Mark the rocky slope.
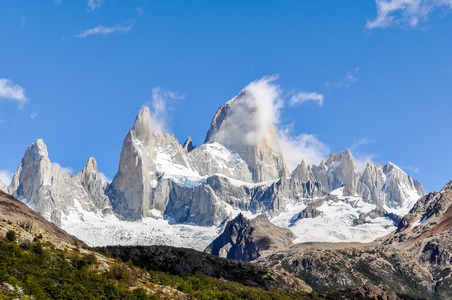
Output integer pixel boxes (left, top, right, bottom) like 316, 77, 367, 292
0, 190, 84, 246
248, 181, 452, 299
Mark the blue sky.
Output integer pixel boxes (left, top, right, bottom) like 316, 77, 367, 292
1, 0, 452, 193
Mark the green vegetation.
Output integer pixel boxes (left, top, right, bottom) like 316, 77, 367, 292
0, 235, 327, 300
0, 238, 156, 299
0, 233, 420, 300
5, 230, 16, 242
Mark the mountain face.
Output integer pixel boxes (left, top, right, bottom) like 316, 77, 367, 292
292, 150, 424, 207
8, 139, 111, 226
108, 106, 193, 220
204, 90, 290, 182
205, 213, 295, 261
4, 85, 424, 249
248, 180, 452, 299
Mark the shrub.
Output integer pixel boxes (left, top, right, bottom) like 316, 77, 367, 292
6, 230, 17, 242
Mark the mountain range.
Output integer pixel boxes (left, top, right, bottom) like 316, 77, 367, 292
1, 84, 424, 250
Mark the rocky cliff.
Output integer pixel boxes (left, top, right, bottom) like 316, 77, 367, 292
8, 140, 111, 226
205, 213, 295, 261
292, 150, 424, 207
204, 89, 289, 182
3, 87, 425, 249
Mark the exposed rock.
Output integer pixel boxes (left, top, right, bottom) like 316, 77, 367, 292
257, 242, 433, 299
0, 180, 7, 193
98, 244, 312, 293
352, 206, 393, 227
9, 139, 109, 226
291, 160, 316, 183
256, 181, 452, 299
76, 157, 111, 215
205, 213, 295, 261
183, 136, 195, 152
189, 143, 253, 182
204, 90, 289, 182
294, 150, 424, 207
108, 107, 192, 220
0, 190, 85, 245
295, 204, 322, 220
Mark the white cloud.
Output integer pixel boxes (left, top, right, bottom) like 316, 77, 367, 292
87, 0, 103, 12
74, 21, 134, 38
335, 68, 359, 88
99, 172, 111, 184
353, 153, 376, 173
399, 164, 420, 174
367, 0, 452, 29
30, 112, 37, 120
348, 138, 376, 172
146, 87, 184, 133
290, 91, 324, 106
350, 138, 372, 151
0, 78, 28, 108
53, 163, 73, 175
277, 129, 331, 171
209, 75, 283, 147
0, 170, 13, 186
208, 76, 330, 169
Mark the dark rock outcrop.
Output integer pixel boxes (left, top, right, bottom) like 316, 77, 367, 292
204, 213, 295, 261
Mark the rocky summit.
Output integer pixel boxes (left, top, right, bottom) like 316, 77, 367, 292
4, 86, 424, 251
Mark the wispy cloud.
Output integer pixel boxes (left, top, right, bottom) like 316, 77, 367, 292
367, 0, 452, 29
74, 21, 134, 38
278, 128, 331, 170
87, 0, 103, 12
30, 112, 38, 120
99, 172, 111, 184
53, 163, 74, 175
145, 87, 184, 133
0, 170, 13, 186
289, 91, 324, 106
350, 138, 372, 151
335, 68, 359, 88
0, 78, 28, 108
400, 165, 420, 174
349, 138, 376, 172
20, 17, 25, 29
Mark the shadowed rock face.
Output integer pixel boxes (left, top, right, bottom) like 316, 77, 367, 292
97, 244, 312, 293
205, 213, 295, 261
